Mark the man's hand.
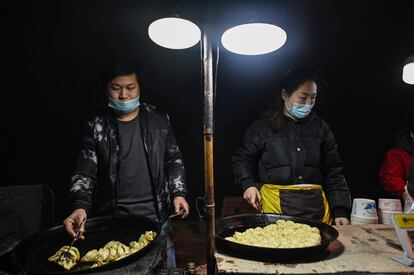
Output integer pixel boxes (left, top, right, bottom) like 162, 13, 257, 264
243, 187, 261, 210
334, 217, 350, 225
63, 208, 87, 239
173, 196, 190, 218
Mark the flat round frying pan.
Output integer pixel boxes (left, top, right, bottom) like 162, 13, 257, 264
11, 215, 160, 274
216, 214, 338, 261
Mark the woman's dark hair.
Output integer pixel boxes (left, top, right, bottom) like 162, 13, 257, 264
264, 68, 325, 131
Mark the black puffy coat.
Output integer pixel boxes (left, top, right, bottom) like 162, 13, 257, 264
232, 114, 351, 218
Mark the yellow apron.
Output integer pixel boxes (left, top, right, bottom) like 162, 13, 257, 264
260, 184, 333, 224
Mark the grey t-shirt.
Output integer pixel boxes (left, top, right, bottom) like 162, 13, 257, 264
115, 115, 157, 220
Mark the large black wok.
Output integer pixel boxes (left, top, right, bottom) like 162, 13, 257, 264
216, 214, 339, 262
11, 215, 160, 274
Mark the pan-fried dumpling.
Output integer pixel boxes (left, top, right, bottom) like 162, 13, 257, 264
48, 246, 80, 270
80, 249, 98, 263
79, 230, 158, 269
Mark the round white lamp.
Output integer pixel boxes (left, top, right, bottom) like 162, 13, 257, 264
403, 54, 414, 85
148, 17, 201, 49
221, 23, 287, 55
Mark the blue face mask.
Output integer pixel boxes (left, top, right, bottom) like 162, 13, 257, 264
108, 97, 140, 114
285, 97, 313, 119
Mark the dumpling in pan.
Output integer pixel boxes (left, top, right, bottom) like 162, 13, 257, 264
48, 246, 80, 270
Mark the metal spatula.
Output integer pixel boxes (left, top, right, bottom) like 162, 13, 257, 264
256, 201, 269, 226
169, 208, 186, 219
60, 217, 86, 261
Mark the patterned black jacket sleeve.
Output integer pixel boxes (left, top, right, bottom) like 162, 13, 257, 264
164, 114, 187, 199
69, 120, 97, 215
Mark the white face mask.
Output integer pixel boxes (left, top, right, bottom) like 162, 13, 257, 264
108, 97, 140, 114
285, 97, 313, 119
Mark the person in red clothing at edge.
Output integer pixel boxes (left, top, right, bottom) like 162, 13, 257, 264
379, 119, 414, 199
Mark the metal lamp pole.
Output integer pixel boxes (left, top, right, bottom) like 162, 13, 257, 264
148, 7, 286, 274
202, 24, 217, 275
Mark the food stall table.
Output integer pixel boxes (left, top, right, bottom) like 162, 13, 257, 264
216, 224, 414, 274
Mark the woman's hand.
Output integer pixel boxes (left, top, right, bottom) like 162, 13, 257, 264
334, 217, 350, 225
243, 187, 261, 210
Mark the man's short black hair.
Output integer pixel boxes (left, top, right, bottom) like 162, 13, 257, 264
102, 58, 142, 85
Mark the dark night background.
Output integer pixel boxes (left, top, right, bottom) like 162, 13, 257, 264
3, 0, 414, 223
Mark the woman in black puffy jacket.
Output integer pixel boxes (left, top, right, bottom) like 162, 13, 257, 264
232, 69, 351, 225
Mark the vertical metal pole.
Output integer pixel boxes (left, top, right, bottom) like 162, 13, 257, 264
202, 25, 217, 275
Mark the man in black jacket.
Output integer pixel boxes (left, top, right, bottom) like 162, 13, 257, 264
63, 60, 189, 267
